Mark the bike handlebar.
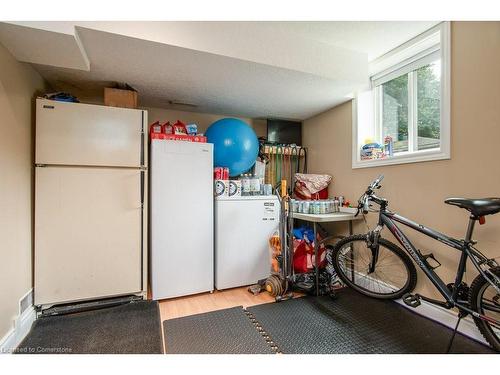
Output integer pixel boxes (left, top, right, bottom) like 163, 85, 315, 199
356, 175, 386, 215
367, 174, 384, 193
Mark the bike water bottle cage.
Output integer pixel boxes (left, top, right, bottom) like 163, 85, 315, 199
422, 253, 442, 270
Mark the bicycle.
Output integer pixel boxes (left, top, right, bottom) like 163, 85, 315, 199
330, 175, 500, 351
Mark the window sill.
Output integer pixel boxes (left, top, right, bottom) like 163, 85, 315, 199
352, 149, 450, 169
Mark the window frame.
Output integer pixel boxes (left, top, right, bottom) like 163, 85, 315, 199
352, 22, 450, 169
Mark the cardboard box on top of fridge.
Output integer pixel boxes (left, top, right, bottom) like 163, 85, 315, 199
104, 85, 138, 109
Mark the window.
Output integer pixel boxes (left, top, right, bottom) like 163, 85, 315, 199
379, 72, 409, 154
353, 22, 450, 168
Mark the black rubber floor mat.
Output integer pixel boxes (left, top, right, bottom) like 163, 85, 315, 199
248, 289, 495, 354
163, 307, 275, 354
17, 300, 163, 354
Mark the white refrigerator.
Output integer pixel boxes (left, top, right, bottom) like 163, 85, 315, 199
34, 99, 147, 308
150, 139, 214, 300
215, 195, 280, 290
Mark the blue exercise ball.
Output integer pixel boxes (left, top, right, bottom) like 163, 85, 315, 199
205, 118, 259, 177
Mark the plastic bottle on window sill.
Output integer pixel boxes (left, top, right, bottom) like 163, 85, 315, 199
384, 136, 394, 157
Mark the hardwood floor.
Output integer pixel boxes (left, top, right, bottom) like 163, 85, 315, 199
158, 286, 276, 322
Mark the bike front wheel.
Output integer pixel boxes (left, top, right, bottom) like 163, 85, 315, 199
331, 234, 417, 299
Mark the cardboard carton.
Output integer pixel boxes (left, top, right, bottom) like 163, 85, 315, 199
104, 87, 138, 109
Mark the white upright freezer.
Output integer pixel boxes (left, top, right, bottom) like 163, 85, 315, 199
34, 99, 147, 308
150, 139, 214, 300
215, 195, 280, 290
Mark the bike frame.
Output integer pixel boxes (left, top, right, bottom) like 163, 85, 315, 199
375, 206, 500, 325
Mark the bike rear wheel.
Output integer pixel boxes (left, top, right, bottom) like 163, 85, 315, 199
331, 234, 417, 299
469, 266, 500, 352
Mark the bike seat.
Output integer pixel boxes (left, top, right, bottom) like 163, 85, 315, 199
444, 197, 500, 217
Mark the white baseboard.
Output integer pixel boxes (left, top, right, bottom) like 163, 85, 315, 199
0, 306, 36, 354
396, 298, 488, 346
0, 289, 37, 354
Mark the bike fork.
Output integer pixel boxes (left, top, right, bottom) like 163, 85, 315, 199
367, 226, 383, 273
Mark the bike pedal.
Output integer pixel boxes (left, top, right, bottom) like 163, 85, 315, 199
402, 293, 421, 308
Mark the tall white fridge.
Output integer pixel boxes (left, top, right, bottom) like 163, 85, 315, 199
34, 99, 147, 308
150, 139, 214, 300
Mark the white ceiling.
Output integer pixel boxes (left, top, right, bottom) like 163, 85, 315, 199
32, 27, 364, 119
253, 22, 439, 61
0, 22, 89, 70
0, 21, 439, 120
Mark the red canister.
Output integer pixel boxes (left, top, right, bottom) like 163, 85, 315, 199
150, 121, 162, 135
214, 167, 223, 180
162, 121, 173, 134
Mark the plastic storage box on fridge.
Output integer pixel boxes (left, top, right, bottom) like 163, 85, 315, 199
150, 139, 214, 300
215, 195, 280, 290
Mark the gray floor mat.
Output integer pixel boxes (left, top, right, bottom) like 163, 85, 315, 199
17, 300, 163, 354
163, 306, 275, 354
248, 289, 495, 354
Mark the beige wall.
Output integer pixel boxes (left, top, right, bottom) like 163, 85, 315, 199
303, 22, 500, 298
146, 107, 267, 137
0, 43, 47, 339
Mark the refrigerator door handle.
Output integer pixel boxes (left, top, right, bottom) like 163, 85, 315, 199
140, 169, 145, 290
140, 170, 145, 206
140, 111, 145, 167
